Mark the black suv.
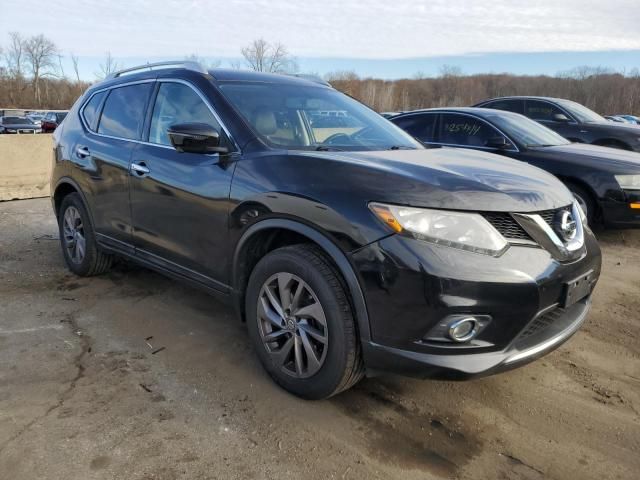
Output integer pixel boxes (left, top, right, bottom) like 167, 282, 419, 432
474, 96, 640, 151
51, 62, 601, 399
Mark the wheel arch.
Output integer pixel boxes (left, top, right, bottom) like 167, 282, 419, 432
556, 175, 601, 220
53, 178, 89, 217
232, 218, 371, 343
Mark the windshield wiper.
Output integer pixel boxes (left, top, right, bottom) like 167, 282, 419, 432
388, 145, 416, 150
314, 145, 345, 151
526, 144, 556, 148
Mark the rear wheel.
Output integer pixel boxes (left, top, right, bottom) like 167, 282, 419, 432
245, 244, 364, 399
58, 193, 113, 276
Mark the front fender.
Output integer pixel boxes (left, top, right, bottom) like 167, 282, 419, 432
231, 218, 372, 344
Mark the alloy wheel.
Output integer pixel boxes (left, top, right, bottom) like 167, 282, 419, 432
257, 272, 329, 378
62, 206, 86, 264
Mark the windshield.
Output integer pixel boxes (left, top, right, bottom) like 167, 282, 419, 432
485, 111, 571, 147
556, 100, 606, 123
3, 117, 34, 125
218, 82, 421, 151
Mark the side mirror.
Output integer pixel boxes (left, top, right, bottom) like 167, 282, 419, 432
485, 136, 510, 150
553, 113, 570, 122
167, 123, 228, 154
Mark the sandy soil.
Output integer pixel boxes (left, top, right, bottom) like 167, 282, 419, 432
0, 198, 638, 480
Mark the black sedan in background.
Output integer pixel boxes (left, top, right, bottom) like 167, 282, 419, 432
0, 116, 43, 134
473, 96, 640, 152
391, 107, 640, 228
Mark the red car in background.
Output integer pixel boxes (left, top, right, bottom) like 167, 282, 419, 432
41, 111, 68, 133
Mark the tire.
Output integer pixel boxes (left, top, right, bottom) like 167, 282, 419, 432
565, 183, 595, 224
245, 244, 364, 399
58, 193, 112, 276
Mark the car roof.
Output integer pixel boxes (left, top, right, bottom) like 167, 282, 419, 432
92, 65, 330, 92
475, 96, 572, 104
393, 107, 523, 119
209, 68, 330, 86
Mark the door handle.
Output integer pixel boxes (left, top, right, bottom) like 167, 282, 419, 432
76, 146, 90, 158
131, 161, 150, 176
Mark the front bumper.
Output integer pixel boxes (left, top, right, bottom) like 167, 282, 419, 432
350, 230, 601, 379
362, 297, 590, 379
601, 190, 640, 228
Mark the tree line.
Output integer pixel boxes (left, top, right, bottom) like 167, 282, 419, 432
327, 66, 640, 115
1, 32, 639, 116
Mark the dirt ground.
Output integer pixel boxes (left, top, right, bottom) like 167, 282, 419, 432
0, 198, 638, 480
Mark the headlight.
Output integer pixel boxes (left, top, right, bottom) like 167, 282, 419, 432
615, 174, 640, 190
574, 200, 588, 224
369, 202, 509, 256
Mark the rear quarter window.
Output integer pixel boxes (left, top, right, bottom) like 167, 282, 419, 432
82, 91, 106, 131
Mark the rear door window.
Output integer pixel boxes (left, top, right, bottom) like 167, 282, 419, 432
98, 83, 152, 140
439, 113, 502, 147
393, 114, 437, 142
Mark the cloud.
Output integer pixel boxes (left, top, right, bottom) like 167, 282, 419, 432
1, 0, 639, 59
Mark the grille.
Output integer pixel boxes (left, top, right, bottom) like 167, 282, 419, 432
519, 307, 565, 339
484, 206, 573, 243
482, 212, 531, 240
538, 209, 557, 228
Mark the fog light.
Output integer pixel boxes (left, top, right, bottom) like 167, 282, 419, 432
422, 314, 491, 344
448, 317, 478, 342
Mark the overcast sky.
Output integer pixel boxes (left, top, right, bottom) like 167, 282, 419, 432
2, 0, 640, 77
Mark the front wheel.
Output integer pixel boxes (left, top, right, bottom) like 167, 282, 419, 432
245, 244, 364, 399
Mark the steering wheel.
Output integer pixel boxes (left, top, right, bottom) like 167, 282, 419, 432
322, 133, 352, 145
350, 126, 375, 141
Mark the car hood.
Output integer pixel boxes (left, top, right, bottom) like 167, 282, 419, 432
299, 147, 573, 212
533, 143, 640, 174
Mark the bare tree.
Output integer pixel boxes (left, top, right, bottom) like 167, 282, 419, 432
70, 53, 81, 83
240, 38, 297, 73
5, 32, 26, 77
24, 34, 59, 105
57, 54, 66, 79
184, 54, 221, 69
96, 51, 120, 79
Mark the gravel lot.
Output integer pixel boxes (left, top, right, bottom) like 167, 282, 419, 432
1, 198, 639, 480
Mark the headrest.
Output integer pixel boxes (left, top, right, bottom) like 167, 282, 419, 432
253, 107, 277, 136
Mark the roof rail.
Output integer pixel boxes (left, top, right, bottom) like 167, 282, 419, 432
288, 73, 332, 87
106, 61, 209, 80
